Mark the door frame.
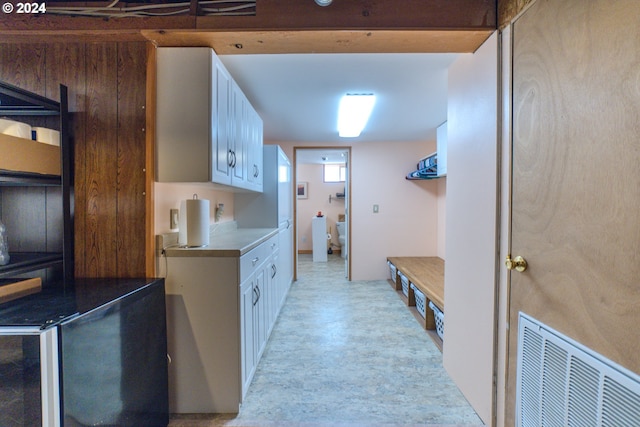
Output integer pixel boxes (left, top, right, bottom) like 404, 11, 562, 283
292, 146, 352, 282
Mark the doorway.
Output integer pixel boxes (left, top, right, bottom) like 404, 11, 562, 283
293, 146, 351, 282
505, 0, 640, 424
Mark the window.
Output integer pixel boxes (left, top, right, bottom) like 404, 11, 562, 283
323, 164, 346, 183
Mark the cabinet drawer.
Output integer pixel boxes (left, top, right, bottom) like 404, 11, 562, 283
240, 242, 269, 280
266, 234, 278, 256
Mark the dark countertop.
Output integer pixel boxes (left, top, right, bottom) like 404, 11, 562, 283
0, 277, 163, 328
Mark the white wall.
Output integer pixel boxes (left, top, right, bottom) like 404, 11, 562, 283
442, 31, 499, 424
436, 178, 447, 259
276, 140, 443, 281
154, 182, 235, 235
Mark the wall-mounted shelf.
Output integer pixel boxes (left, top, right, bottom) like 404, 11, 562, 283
329, 193, 345, 203
406, 152, 440, 180
406, 171, 440, 180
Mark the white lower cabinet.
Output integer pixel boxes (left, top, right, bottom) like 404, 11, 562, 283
239, 235, 275, 398
165, 232, 289, 414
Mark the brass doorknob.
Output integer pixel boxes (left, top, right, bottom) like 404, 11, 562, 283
505, 255, 528, 272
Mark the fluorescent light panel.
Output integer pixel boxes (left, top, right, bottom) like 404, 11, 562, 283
338, 94, 376, 138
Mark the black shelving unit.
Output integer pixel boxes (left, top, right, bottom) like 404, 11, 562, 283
0, 81, 74, 284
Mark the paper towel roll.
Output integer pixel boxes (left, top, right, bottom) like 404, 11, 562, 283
0, 118, 31, 139
185, 197, 210, 247
32, 127, 61, 146
178, 200, 188, 246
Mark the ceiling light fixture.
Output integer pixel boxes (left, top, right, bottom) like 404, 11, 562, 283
314, 0, 332, 6
338, 94, 376, 138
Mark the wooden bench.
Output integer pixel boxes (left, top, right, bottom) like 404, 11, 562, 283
387, 257, 444, 347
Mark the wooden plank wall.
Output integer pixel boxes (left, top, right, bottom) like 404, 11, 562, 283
0, 42, 151, 279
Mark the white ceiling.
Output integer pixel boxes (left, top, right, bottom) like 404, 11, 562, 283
218, 53, 459, 146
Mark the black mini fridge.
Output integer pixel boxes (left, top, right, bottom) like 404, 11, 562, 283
0, 278, 169, 427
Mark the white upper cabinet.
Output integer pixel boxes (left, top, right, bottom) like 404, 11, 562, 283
437, 121, 447, 177
156, 48, 211, 183
231, 81, 263, 192
156, 47, 263, 192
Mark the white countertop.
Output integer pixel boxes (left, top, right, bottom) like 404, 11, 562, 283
159, 226, 278, 258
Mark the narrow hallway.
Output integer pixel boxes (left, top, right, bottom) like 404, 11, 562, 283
170, 254, 483, 426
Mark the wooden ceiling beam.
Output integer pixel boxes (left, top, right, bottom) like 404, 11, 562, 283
142, 29, 494, 54
0, 0, 496, 53
196, 0, 496, 31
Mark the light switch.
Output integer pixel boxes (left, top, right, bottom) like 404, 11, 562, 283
373, 204, 379, 213
170, 209, 179, 229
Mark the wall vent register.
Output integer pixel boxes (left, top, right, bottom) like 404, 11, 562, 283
516, 313, 640, 427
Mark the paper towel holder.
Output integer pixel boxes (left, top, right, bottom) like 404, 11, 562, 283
179, 194, 210, 248
215, 203, 225, 222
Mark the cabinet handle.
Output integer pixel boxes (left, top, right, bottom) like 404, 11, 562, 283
271, 243, 276, 249
253, 164, 259, 178
252, 257, 259, 266
271, 264, 277, 279
253, 286, 259, 306
228, 149, 233, 167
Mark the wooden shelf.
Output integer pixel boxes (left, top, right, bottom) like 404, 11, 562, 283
0, 277, 42, 304
0, 134, 60, 177
0, 252, 63, 278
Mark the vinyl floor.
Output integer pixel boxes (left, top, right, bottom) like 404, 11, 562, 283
169, 254, 484, 427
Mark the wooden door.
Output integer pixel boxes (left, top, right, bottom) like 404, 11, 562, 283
506, 0, 640, 423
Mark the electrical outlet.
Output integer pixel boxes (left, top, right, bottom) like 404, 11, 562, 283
373, 204, 379, 213
170, 209, 179, 229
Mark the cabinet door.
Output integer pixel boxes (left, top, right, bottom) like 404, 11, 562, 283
211, 56, 232, 185
240, 278, 255, 396
278, 226, 294, 306
277, 148, 292, 225
267, 256, 278, 331
231, 82, 247, 188
245, 106, 263, 192
253, 267, 267, 361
